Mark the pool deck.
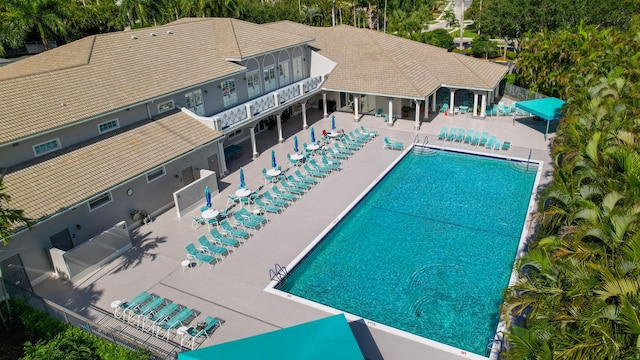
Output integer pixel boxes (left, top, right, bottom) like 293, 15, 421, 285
34, 104, 554, 359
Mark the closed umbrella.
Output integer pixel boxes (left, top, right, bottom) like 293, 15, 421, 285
271, 150, 277, 169
294, 136, 299, 153
204, 186, 212, 208
331, 115, 336, 130
239, 168, 245, 189
311, 128, 316, 144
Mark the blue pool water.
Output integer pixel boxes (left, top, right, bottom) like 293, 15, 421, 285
277, 148, 537, 355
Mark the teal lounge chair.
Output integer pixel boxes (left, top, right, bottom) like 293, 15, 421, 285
128, 295, 165, 326
181, 316, 222, 350
209, 229, 240, 248
334, 142, 354, 155
237, 208, 267, 224
232, 211, 261, 231
185, 242, 216, 268
463, 129, 474, 143
470, 131, 481, 145
262, 191, 290, 208
360, 125, 379, 137
254, 198, 282, 215
375, 108, 383, 117
485, 135, 496, 149
340, 138, 360, 151
454, 128, 465, 142
220, 219, 250, 239
294, 170, 318, 185
141, 302, 179, 332
279, 180, 306, 195
308, 159, 332, 174
303, 163, 326, 178
327, 147, 349, 159
437, 126, 448, 141
493, 139, 502, 150
321, 156, 341, 171
446, 127, 457, 141
197, 235, 228, 257
286, 175, 312, 190
502, 141, 512, 151
114, 291, 152, 320
383, 137, 404, 150
155, 307, 195, 339
478, 132, 489, 146
272, 186, 297, 201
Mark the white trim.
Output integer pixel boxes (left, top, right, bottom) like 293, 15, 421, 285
97, 118, 120, 134
157, 100, 175, 114
145, 166, 166, 183
32, 138, 61, 156
87, 192, 113, 212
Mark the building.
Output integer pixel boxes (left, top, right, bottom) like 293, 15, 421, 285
0, 18, 507, 290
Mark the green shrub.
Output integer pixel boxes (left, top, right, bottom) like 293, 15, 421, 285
505, 50, 517, 60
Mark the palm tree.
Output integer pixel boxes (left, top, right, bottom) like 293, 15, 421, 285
0, 0, 69, 51
0, 177, 34, 245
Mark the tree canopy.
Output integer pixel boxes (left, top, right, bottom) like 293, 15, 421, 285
0, 177, 33, 245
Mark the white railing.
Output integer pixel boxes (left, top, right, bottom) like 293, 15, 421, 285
211, 75, 324, 130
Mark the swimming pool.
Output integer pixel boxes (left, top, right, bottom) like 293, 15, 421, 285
273, 146, 539, 356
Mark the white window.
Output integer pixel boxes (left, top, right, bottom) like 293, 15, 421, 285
146, 166, 166, 183
157, 100, 175, 114
246, 71, 261, 99
278, 61, 290, 86
33, 138, 60, 156
87, 192, 112, 211
292, 56, 304, 81
263, 66, 276, 93
221, 80, 237, 107
185, 90, 204, 115
98, 119, 119, 134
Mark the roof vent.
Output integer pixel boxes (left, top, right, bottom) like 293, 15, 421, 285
167, 30, 173, 34
150, 32, 156, 37
131, 35, 137, 40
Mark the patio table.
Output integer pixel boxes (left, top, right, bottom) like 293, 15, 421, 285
266, 169, 281, 177
201, 209, 219, 220
235, 188, 252, 197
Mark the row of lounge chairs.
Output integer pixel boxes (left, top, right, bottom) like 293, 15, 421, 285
113, 291, 222, 348
287, 126, 378, 167
437, 126, 511, 151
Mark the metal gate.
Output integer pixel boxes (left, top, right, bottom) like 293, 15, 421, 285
1, 253, 33, 296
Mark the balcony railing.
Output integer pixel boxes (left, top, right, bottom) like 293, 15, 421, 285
211, 75, 324, 131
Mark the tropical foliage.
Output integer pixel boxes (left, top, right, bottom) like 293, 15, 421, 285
501, 19, 640, 359
0, 0, 438, 54
0, 177, 33, 245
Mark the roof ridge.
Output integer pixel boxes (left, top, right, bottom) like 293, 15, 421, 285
448, 53, 491, 88
365, 30, 424, 98
227, 18, 243, 59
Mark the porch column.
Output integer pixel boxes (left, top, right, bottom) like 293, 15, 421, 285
431, 93, 437, 112
276, 113, 284, 143
388, 98, 393, 123
414, 100, 421, 130
473, 93, 479, 116
322, 93, 328, 117
217, 141, 228, 176
449, 89, 456, 114
249, 126, 259, 159
480, 93, 487, 117
353, 96, 359, 121
301, 102, 308, 129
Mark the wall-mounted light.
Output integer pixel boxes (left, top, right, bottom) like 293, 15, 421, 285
76, 224, 82, 230
204, 89, 208, 94
175, 174, 179, 178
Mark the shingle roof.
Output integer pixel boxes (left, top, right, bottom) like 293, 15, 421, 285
0, 18, 314, 145
2, 112, 223, 221
265, 22, 508, 98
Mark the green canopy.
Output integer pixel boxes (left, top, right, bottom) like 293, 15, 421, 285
178, 314, 365, 360
514, 97, 566, 140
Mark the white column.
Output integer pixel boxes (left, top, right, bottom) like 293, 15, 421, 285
276, 114, 284, 143
388, 98, 393, 123
449, 89, 456, 114
480, 93, 487, 117
217, 141, 228, 176
414, 100, 421, 130
301, 102, 308, 129
353, 96, 359, 121
250, 126, 259, 159
322, 93, 328, 117
431, 93, 436, 112
473, 93, 479, 116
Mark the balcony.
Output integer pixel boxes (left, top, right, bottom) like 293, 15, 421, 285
210, 75, 325, 131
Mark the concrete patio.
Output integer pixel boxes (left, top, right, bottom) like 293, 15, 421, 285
33, 103, 555, 359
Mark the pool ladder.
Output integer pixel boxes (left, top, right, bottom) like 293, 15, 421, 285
412, 134, 429, 145
269, 263, 288, 284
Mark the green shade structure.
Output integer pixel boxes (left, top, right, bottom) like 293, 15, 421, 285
514, 97, 566, 140
178, 314, 364, 360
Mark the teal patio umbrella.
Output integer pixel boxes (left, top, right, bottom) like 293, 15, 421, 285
239, 168, 245, 189
204, 186, 211, 208
271, 150, 277, 169
311, 127, 316, 143
293, 136, 299, 153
